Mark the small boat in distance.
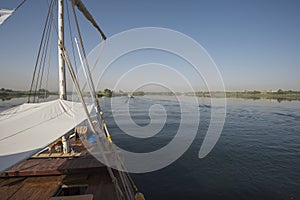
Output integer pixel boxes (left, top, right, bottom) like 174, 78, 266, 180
128, 93, 134, 99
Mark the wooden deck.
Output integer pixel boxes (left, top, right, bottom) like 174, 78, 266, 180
0, 137, 134, 200
0, 172, 118, 200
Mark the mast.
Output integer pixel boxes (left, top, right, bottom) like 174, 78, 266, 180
58, 0, 70, 153
58, 0, 67, 100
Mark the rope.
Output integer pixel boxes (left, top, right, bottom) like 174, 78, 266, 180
81, 40, 106, 92
97, 108, 142, 198
28, 0, 55, 103
60, 43, 125, 200
98, 111, 143, 198
71, 2, 98, 95
119, 170, 132, 200
71, 6, 129, 198
37, 2, 55, 102
91, 41, 106, 71
15, 0, 27, 11
72, 1, 100, 99
104, 124, 143, 197
68, 2, 142, 199
44, 1, 55, 99
71, 2, 111, 142
71, 7, 130, 199
66, 0, 78, 74
48, 0, 58, 36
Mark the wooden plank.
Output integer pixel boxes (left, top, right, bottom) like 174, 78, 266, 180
32, 152, 82, 158
49, 194, 93, 200
0, 169, 133, 200
0, 177, 26, 200
0, 176, 64, 200
10, 182, 59, 199
61, 174, 88, 187
85, 182, 116, 200
0, 157, 107, 177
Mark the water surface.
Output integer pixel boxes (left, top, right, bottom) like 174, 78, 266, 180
1, 96, 299, 200
102, 97, 300, 200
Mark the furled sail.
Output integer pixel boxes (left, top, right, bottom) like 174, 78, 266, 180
70, 0, 106, 40
0, 99, 90, 172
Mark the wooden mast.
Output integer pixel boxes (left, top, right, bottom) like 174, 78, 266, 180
58, 0, 70, 153
58, 0, 67, 100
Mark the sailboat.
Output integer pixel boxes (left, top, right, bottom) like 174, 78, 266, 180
0, 0, 144, 199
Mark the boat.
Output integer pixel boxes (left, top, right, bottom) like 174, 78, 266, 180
128, 94, 134, 99
0, 0, 144, 199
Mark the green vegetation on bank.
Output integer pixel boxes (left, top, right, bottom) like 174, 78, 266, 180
96, 90, 146, 97
132, 91, 145, 96
2, 88, 300, 102
0, 88, 30, 100
96, 89, 113, 98
0, 88, 58, 101
196, 89, 300, 101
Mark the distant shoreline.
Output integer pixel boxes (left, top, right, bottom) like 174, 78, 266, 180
1, 88, 300, 102
0, 88, 57, 101
195, 90, 300, 102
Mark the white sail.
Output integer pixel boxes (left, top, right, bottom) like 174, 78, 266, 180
0, 99, 90, 172
0, 9, 14, 25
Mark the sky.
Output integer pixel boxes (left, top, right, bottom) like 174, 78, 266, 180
0, 0, 300, 92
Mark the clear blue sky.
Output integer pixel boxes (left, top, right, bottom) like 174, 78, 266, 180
0, 0, 299, 91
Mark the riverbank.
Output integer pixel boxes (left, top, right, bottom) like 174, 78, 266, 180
0, 89, 29, 100
0, 88, 56, 101
195, 90, 300, 101
2, 88, 300, 102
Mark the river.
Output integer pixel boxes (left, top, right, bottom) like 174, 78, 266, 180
1, 96, 299, 200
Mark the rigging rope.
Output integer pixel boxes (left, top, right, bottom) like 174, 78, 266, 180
70, 5, 124, 200
15, 0, 28, 11
71, 3, 143, 198
28, 0, 55, 103
37, 3, 55, 102
66, 0, 78, 74
43, 0, 55, 99
81, 40, 106, 92
60, 43, 125, 200
70, 4, 140, 199
44, 40, 52, 99
102, 118, 145, 199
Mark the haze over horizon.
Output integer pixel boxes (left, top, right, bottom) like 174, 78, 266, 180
0, 0, 299, 92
